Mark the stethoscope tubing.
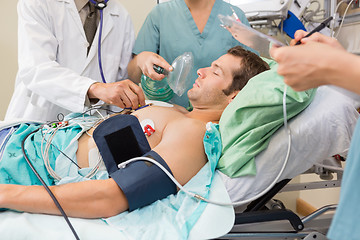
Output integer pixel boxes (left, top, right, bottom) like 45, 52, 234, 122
89, 0, 109, 83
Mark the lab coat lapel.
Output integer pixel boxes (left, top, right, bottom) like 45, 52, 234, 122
61, 0, 87, 43
84, 6, 116, 69
59, 0, 89, 75
101, 8, 115, 45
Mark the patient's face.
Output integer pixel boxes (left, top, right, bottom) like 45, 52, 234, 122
188, 54, 241, 108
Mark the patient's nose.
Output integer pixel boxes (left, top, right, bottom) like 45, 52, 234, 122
197, 68, 206, 79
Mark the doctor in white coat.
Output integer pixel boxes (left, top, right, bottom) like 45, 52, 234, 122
5, 0, 145, 122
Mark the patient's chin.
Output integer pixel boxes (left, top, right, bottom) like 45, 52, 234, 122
187, 89, 198, 101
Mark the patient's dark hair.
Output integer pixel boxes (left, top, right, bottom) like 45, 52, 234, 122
223, 46, 270, 96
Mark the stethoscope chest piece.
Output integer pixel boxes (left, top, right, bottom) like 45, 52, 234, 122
95, 1, 107, 10
89, 0, 108, 10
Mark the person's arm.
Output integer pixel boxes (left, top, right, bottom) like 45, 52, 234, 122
127, 54, 143, 82
324, 49, 360, 95
0, 179, 128, 219
17, 0, 96, 113
17, 0, 144, 111
270, 31, 360, 95
85, 3, 146, 109
127, 5, 172, 83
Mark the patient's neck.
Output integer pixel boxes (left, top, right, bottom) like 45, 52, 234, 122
186, 108, 223, 124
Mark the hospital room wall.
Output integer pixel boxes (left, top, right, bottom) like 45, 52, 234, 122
1, 1, 18, 121
0, 0, 156, 121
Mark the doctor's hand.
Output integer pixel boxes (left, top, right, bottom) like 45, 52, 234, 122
88, 80, 146, 109
270, 41, 349, 92
290, 30, 344, 50
135, 51, 173, 81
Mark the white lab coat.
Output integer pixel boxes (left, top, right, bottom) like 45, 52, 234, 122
5, 0, 135, 122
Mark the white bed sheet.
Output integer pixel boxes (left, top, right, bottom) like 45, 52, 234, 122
0, 171, 234, 240
222, 86, 360, 203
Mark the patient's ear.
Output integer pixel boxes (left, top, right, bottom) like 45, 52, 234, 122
228, 90, 239, 104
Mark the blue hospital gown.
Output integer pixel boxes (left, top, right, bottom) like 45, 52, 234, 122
327, 119, 360, 240
0, 123, 82, 186
133, 0, 253, 107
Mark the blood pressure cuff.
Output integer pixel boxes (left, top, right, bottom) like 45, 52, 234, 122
111, 150, 177, 211
92, 114, 177, 211
93, 114, 151, 174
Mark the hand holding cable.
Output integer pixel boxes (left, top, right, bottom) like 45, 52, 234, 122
88, 80, 146, 109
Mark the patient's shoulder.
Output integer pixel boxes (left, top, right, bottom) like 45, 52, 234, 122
165, 117, 206, 142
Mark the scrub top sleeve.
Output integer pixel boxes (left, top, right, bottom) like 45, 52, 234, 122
132, 6, 160, 55
117, 13, 135, 81
327, 119, 360, 240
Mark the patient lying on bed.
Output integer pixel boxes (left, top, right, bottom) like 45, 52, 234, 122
0, 46, 269, 218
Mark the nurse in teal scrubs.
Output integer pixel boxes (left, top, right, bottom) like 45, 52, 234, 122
128, 0, 254, 107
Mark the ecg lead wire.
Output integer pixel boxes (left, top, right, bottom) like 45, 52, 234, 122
21, 127, 80, 240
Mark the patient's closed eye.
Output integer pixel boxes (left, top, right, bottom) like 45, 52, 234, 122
213, 71, 219, 76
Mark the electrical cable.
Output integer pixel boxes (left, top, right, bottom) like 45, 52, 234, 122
21, 127, 80, 240
51, 105, 115, 126
17, 105, 113, 239
95, 109, 106, 120
302, 0, 325, 23
45, 104, 126, 138
335, 0, 355, 39
40, 108, 108, 180
40, 128, 81, 169
331, 1, 345, 37
41, 127, 62, 180
118, 86, 292, 207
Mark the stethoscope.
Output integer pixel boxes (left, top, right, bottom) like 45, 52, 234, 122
89, 0, 109, 83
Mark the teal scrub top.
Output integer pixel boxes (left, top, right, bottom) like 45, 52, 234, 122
327, 119, 360, 240
133, 0, 254, 107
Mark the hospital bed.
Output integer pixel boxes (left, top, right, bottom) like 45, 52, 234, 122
219, 85, 359, 239
0, 82, 358, 239
224, 0, 292, 27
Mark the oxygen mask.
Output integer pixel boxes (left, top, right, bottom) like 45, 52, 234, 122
141, 52, 193, 102
153, 52, 193, 97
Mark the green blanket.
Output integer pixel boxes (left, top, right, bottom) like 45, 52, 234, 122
218, 58, 316, 178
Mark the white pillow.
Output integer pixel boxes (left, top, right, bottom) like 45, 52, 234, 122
221, 86, 359, 203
